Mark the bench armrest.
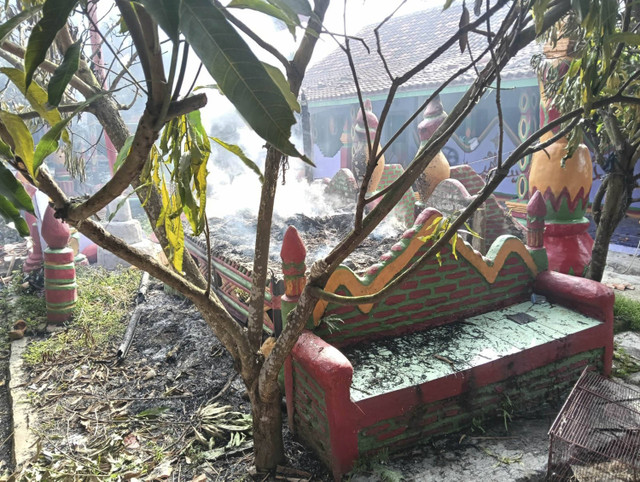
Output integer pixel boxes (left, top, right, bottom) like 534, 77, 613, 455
285, 331, 358, 478
534, 271, 614, 324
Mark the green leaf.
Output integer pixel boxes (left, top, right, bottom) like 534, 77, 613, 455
211, 137, 264, 183
570, 0, 589, 23
0, 194, 29, 236
0, 111, 35, 178
269, 0, 311, 17
33, 93, 103, 175
0, 162, 34, 214
136, 406, 170, 418
139, 0, 180, 42
24, 0, 79, 89
262, 63, 300, 113
47, 40, 81, 107
0, 67, 69, 143
0, 5, 42, 45
33, 116, 73, 175
113, 136, 135, 172
442, 0, 454, 10
179, 0, 303, 159
228, 0, 299, 36
605, 32, 640, 46
532, 0, 551, 35
0, 139, 13, 161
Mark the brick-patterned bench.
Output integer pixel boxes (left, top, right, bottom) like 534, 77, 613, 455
282, 205, 613, 480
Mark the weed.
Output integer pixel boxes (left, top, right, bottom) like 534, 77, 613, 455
480, 446, 523, 467
348, 449, 403, 482
471, 416, 485, 434
318, 314, 344, 334
5, 272, 47, 331
23, 267, 141, 365
500, 394, 514, 432
612, 345, 640, 378
614, 296, 640, 332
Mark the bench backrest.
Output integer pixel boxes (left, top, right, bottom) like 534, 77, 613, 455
311, 208, 542, 348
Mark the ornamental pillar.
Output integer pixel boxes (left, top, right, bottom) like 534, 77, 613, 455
529, 37, 593, 275
280, 226, 307, 330
41, 206, 76, 324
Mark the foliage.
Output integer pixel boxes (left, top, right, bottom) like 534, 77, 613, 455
614, 295, 640, 332
23, 267, 141, 365
533, 0, 634, 158
612, 344, 640, 378
7, 275, 47, 330
348, 449, 403, 482
1, 0, 639, 473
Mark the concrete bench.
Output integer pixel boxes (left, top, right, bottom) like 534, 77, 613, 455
281, 206, 613, 480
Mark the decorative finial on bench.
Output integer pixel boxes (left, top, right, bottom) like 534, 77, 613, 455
526, 190, 547, 249
281, 226, 306, 301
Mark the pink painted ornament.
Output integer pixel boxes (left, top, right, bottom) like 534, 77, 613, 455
41, 206, 70, 249
23, 213, 44, 272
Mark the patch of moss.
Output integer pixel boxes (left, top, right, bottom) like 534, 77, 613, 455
5, 271, 48, 331
614, 295, 640, 333
24, 267, 141, 365
612, 345, 640, 378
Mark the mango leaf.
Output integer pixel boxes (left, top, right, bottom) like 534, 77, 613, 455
0, 162, 34, 213
262, 63, 300, 113
458, 4, 469, 53
473, 0, 482, 16
270, 0, 311, 17
179, 0, 304, 160
570, 0, 590, 24
0, 139, 13, 161
47, 40, 81, 107
136, 406, 170, 418
0, 4, 42, 44
605, 32, 640, 46
0, 194, 29, 236
228, 0, 299, 36
138, 0, 180, 42
33, 116, 73, 175
32, 94, 102, 175
24, 0, 78, 89
113, 135, 135, 172
211, 137, 264, 183
0, 111, 35, 178
1, 67, 69, 143
532, 0, 551, 35
165, 196, 185, 272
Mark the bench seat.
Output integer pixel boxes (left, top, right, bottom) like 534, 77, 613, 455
344, 300, 603, 401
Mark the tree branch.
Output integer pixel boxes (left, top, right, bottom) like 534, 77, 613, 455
69, 94, 207, 221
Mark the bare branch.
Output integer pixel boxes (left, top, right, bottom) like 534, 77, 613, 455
213, 0, 291, 75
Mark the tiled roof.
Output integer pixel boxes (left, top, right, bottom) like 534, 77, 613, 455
303, 3, 540, 102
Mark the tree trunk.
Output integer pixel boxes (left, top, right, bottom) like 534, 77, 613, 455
586, 173, 628, 281
249, 383, 285, 472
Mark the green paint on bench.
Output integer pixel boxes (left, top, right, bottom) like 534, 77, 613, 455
344, 301, 602, 401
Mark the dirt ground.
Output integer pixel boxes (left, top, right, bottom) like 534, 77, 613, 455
1, 240, 639, 480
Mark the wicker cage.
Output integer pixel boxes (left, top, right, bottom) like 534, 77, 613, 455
548, 368, 640, 481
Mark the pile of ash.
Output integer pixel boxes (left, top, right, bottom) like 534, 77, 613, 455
205, 209, 405, 274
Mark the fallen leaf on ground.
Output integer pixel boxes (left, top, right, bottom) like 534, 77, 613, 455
123, 433, 140, 450
147, 460, 173, 480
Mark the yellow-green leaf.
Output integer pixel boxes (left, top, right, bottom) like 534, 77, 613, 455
24, 0, 78, 89
0, 67, 69, 143
0, 111, 35, 178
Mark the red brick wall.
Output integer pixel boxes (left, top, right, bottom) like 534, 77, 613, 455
316, 239, 535, 348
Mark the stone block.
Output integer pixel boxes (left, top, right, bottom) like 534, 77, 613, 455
107, 196, 133, 223
104, 220, 143, 244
